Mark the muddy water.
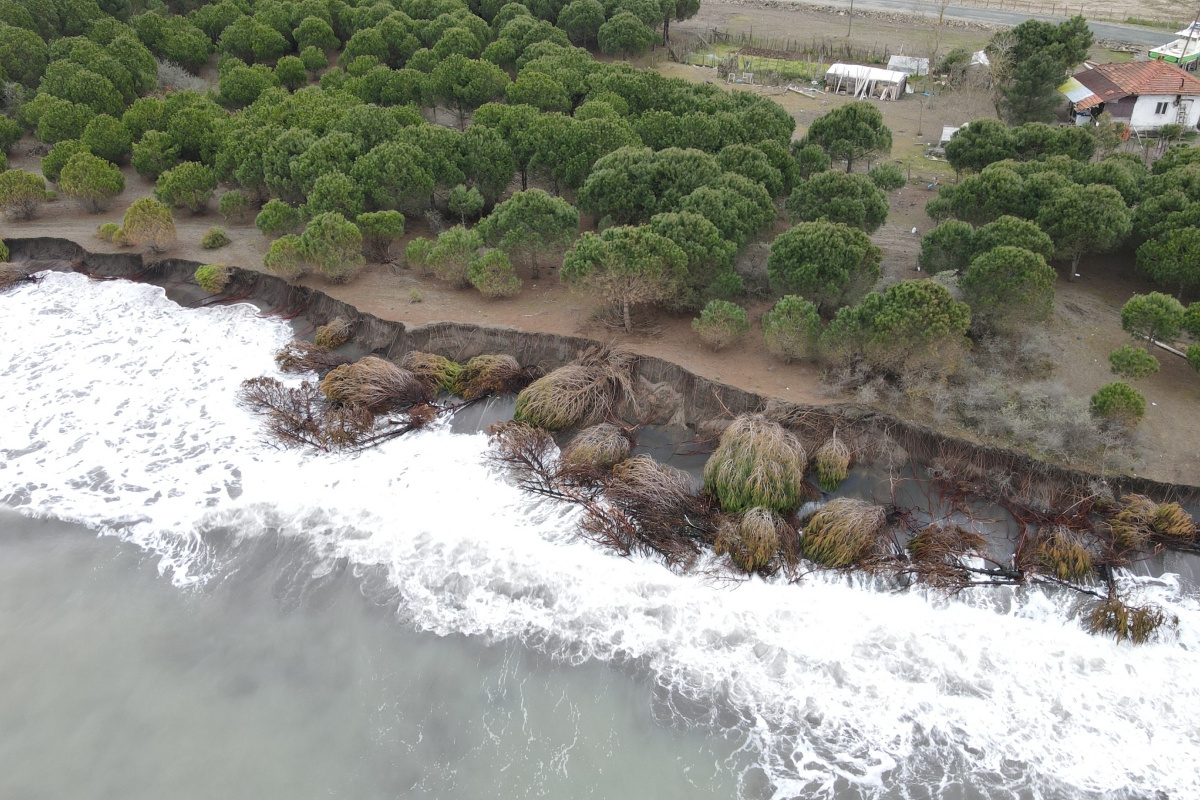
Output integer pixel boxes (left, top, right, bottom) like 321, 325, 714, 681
3, 271, 1200, 799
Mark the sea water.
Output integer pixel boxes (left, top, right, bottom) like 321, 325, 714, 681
2, 271, 1199, 799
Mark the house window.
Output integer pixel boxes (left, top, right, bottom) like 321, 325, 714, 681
1155, 101, 1170, 114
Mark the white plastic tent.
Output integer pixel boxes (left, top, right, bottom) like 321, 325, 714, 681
824, 63, 908, 100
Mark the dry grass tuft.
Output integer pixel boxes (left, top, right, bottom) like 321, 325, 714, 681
813, 433, 851, 492
590, 455, 711, 568
319, 356, 431, 411
702, 414, 809, 513
560, 423, 632, 470
1152, 502, 1197, 544
0, 262, 30, 291
274, 341, 352, 374
714, 506, 791, 573
458, 354, 528, 399
1087, 597, 1176, 645
400, 351, 464, 395
514, 346, 636, 430
906, 524, 987, 590
1108, 494, 1156, 552
314, 316, 352, 349
1032, 527, 1094, 583
800, 498, 888, 568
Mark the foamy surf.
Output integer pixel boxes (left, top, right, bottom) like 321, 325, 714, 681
2, 271, 1198, 799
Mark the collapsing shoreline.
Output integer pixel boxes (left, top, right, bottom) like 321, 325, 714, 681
10, 235, 1198, 507
9, 235, 1200, 643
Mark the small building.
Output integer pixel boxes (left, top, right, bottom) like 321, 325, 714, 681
824, 63, 908, 100
1149, 22, 1200, 69
1061, 60, 1200, 131
886, 55, 929, 77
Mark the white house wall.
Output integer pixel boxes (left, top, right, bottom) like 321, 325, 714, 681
1129, 94, 1200, 130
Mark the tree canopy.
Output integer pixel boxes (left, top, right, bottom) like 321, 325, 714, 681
561, 225, 687, 332
767, 221, 882, 313
799, 101, 892, 173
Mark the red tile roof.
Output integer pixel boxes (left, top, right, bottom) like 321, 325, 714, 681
1073, 70, 1128, 110
1075, 60, 1200, 98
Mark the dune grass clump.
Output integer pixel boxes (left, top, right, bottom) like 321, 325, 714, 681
275, 340, 353, 374
1108, 494, 1156, 552
1033, 528, 1093, 583
714, 507, 790, 573
1152, 502, 1197, 544
560, 423, 631, 470
514, 347, 635, 430
1087, 597, 1175, 645
458, 354, 526, 399
314, 316, 352, 349
702, 414, 808, 514
799, 497, 887, 568
202, 226, 231, 249
813, 433, 851, 492
319, 356, 430, 412
400, 351, 464, 395
194, 264, 230, 293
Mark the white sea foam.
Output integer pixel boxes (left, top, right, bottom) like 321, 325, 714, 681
2, 272, 1199, 799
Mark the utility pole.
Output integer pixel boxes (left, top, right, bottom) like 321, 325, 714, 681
847, 0, 854, 38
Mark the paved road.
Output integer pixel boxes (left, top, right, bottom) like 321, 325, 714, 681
778, 0, 1178, 46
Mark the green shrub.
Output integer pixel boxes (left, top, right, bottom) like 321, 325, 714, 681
263, 233, 304, 279
299, 212, 364, 283
1090, 382, 1146, 426
80, 114, 131, 164
255, 199, 302, 238
299, 45, 329, 73
202, 226, 231, 249
41, 139, 91, 184
356, 210, 405, 260
194, 264, 230, 293
122, 197, 175, 252
0, 116, 20, 154
429, 226, 483, 288
1187, 342, 1200, 374
868, 163, 906, 191
468, 249, 522, 298
762, 295, 821, 362
304, 170, 363, 218
1184, 303, 1200, 338
218, 189, 251, 222
1108, 345, 1159, 381
448, 184, 484, 224
1121, 292, 1184, 343
692, 300, 749, 351
823, 280, 972, 379
155, 161, 216, 214
786, 170, 889, 233
59, 151, 125, 212
275, 55, 308, 91
960, 245, 1056, 331
767, 221, 882, 313
917, 220, 974, 274
793, 143, 831, 179
96, 222, 120, 241
130, 130, 180, 180
405, 236, 434, 274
